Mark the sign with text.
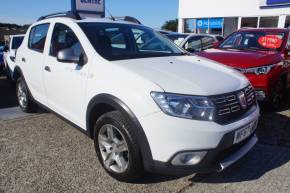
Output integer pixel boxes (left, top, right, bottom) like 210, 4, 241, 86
71, 0, 105, 17
196, 18, 223, 29
260, 0, 290, 8
258, 35, 283, 49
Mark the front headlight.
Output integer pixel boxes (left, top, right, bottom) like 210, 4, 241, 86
241, 62, 282, 75
151, 92, 215, 121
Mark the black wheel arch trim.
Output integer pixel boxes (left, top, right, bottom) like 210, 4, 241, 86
86, 94, 155, 171
13, 66, 24, 81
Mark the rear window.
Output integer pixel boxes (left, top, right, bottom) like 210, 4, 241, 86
28, 24, 50, 52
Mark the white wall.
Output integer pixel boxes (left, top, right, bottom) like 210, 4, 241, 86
179, 0, 290, 19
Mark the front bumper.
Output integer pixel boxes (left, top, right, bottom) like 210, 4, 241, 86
150, 134, 258, 175
139, 105, 260, 175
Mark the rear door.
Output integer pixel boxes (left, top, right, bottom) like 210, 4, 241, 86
22, 23, 50, 105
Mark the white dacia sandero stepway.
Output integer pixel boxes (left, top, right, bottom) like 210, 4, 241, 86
14, 12, 260, 182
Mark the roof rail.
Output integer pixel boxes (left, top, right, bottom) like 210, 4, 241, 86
113, 16, 142, 25
37, 11, 81, 21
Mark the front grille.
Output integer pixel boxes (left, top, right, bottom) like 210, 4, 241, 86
211, 85, 257, 125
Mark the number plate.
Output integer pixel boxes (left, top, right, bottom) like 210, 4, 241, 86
234, 120, 258, 144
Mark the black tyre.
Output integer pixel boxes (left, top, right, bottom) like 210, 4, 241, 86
0, 65, 3, 74
94, 111, 144, 182
16, 77, 37, 113
270, 78, 286, 110
5, 66, 12, 81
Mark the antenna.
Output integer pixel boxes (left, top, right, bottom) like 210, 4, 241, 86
105, 7, 115, 21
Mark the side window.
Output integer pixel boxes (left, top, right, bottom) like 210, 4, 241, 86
201, 36, 215, 50
184, 36, 202, 51
28, 24, 50, 52
106, 28, 127, 49
50, 23, 84, 58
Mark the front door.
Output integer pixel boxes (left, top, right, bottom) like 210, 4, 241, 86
44, 23, 88, 128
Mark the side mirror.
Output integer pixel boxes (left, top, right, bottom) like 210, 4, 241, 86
3, 45, 9, 52
57, 48, 87, 66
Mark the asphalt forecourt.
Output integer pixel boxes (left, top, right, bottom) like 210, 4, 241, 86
0, 110, 290, 193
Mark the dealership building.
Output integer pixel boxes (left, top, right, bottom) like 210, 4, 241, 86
178, 0, 290, 37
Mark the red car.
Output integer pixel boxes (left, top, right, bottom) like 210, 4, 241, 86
198, 28, 290, 109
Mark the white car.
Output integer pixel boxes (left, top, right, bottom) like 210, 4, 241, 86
3, 34, 25, 80
14, 12, 259, 182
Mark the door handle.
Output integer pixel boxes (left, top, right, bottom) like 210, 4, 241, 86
44, 66, 51, 72
22, 58, 26, 63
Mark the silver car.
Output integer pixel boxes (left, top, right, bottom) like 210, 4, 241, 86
167, 33, 224, 53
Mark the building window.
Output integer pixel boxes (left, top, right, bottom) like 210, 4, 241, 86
184, 19, 195, 33
224, 17, 238, 37
241, 17, 258, 28
259, 16, 279, 28
285, 16, 290, 28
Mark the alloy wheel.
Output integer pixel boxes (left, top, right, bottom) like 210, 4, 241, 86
17, 81, 28, 109
98, 124, 129, 173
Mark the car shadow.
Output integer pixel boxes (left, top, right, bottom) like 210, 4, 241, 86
190, 141, 290, 184
132, 173, 191, 184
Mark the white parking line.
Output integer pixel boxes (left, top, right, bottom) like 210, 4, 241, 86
0, 107, 31, 121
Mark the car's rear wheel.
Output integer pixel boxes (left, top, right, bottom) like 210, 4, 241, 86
94, 111, 144, 182
16, 77, 37, 113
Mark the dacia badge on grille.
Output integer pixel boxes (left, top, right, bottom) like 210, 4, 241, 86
237, 91, 247, 110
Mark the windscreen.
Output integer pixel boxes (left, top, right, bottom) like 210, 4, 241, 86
79, 22, 185, 61
219, 31, 285, 51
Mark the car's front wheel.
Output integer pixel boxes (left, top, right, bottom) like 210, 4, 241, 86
94, 111, 144, 182
5, 65, 12, 81
16, 77, 37, 113
270, 78, 286, 110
